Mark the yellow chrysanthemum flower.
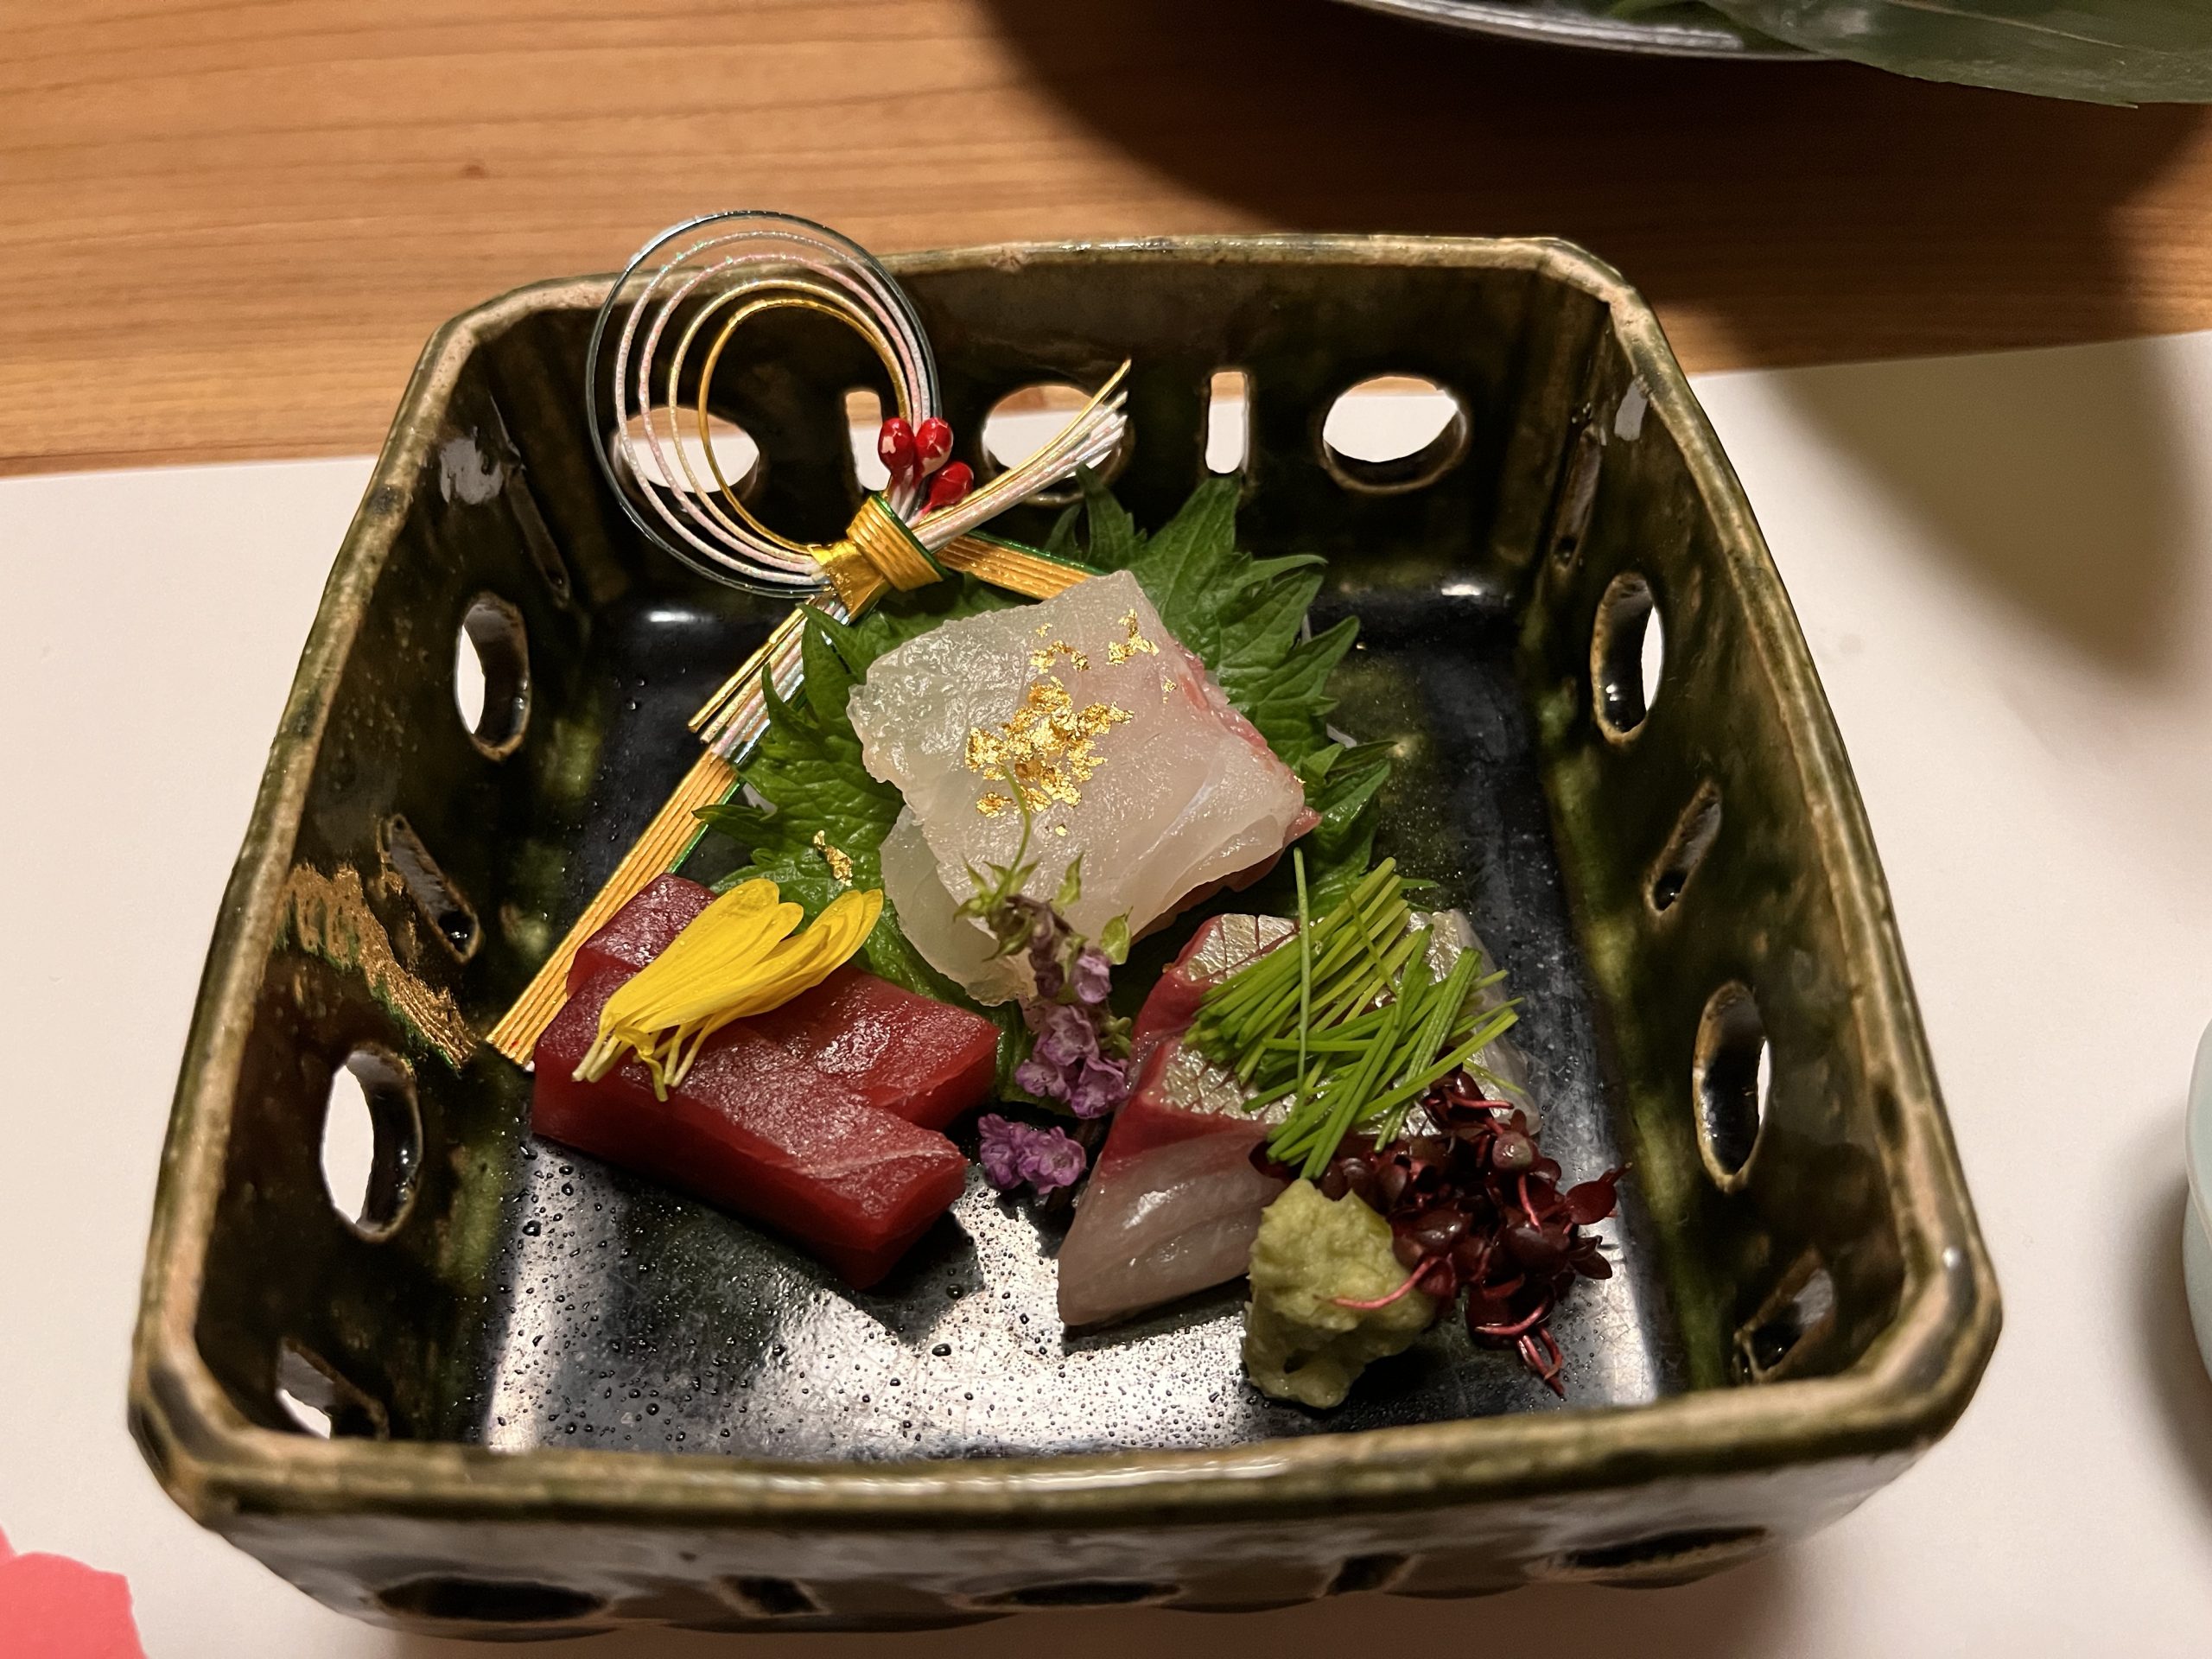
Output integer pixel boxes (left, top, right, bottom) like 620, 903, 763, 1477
574, 879, 883, 1097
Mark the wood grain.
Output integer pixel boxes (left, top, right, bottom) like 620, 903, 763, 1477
7, 0, 2212, 475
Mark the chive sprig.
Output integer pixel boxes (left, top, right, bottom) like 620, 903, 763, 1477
1185, 861, 1518, 1179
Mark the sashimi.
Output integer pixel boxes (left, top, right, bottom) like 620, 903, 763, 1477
557, 874, 1001, 1129
1055, 1132, 1289, 1329
1056, 908, 1530, 1328
534, 966, 968, 1287
563, 872, 713, 993
1056, 914, 1294, 1327
745, 963, 998, 1131
846, 570, 1312, 1004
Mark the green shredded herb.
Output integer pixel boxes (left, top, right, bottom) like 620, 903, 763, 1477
1294, 848, 1313, 1094
1185, 861, 1517, 1178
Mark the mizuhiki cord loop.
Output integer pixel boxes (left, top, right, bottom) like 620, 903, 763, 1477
588, 209, 1128, 605
489, 213, 1134, 1065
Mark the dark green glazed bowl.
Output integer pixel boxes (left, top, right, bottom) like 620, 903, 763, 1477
129, 236, 1997, 1637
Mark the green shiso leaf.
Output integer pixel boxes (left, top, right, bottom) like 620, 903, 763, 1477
696, 475, 1390, 1079
1064, 468, 1387, 905
694, 587, 1030, 1083
1694, 0, 2212, 104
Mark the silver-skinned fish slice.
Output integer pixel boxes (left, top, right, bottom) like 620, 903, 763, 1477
1054, 910, 1534, 1330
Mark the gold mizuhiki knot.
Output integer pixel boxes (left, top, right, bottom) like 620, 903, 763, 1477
817, 494, 945, 611
486, 210, 1140, 1067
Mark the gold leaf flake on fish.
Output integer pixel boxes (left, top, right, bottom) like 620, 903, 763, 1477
962, 676, 1132, 813
1106, 610, 1160, 665
1028, 639, 1090, 673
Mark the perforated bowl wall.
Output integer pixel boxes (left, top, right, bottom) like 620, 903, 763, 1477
130, 236, 1996, 1637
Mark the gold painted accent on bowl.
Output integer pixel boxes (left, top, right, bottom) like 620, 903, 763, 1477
280, 864, 476, 1069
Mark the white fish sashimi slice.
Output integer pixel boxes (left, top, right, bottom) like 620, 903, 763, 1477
1055, 1133, 1288, 1329
846, 570, 1309, 1003
878, 808, 1033, 1006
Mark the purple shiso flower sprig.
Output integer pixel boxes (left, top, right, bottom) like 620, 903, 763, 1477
959, 836, 1137, 1197
962, 845, 1135, 1115
1014, 995, 1128, 1120
977, 1114, 1089, 1197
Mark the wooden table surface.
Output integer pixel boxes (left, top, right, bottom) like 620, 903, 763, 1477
8, 0, 2212, 476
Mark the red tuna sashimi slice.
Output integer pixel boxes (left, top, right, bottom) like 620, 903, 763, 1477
560, 876, 999, 1130
1056, 914, 1295, 1326
563, 873, 713, 994
533, 966, 967, 1288
744, 964, 998, 1131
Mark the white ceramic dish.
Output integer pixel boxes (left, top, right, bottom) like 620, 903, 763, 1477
2184, 1020, 2212, 1381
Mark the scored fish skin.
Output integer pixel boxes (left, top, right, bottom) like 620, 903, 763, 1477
847, 570, 1310, 1004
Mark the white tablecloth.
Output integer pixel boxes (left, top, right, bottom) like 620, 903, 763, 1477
5, 332, 2211, 1656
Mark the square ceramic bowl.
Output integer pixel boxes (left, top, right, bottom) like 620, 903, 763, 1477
130, 236, 1998, 1637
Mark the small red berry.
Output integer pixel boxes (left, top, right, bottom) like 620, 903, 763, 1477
914, 416, 954, 474
877, 417, 918, 485
923, 461, 974, 512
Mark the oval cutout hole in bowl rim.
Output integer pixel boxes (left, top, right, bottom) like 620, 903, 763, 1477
844, 386, 892, 493
1549, 421, 1605, 568
1734, 1250, 1839, 1384
1205, 368, 1250, 476
1591, 570, 1665, 742
273, 1338, 389, 1440
1692, 982, 1770, 1191
981, 1580, 1174, 1609
321, 1046, 423, 1239
1553, 1526, 1770, 1585
273, 1382, 332, 1439
1649, 780, 1722, 915
380, 814, 480, 963
722, 1575, 823, 1618
981, 381, 1131, 506
456, 594, 530, 760
612, 408, 762, 499
378, 1576, 607, 1624
1319, 373, 1469, 495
